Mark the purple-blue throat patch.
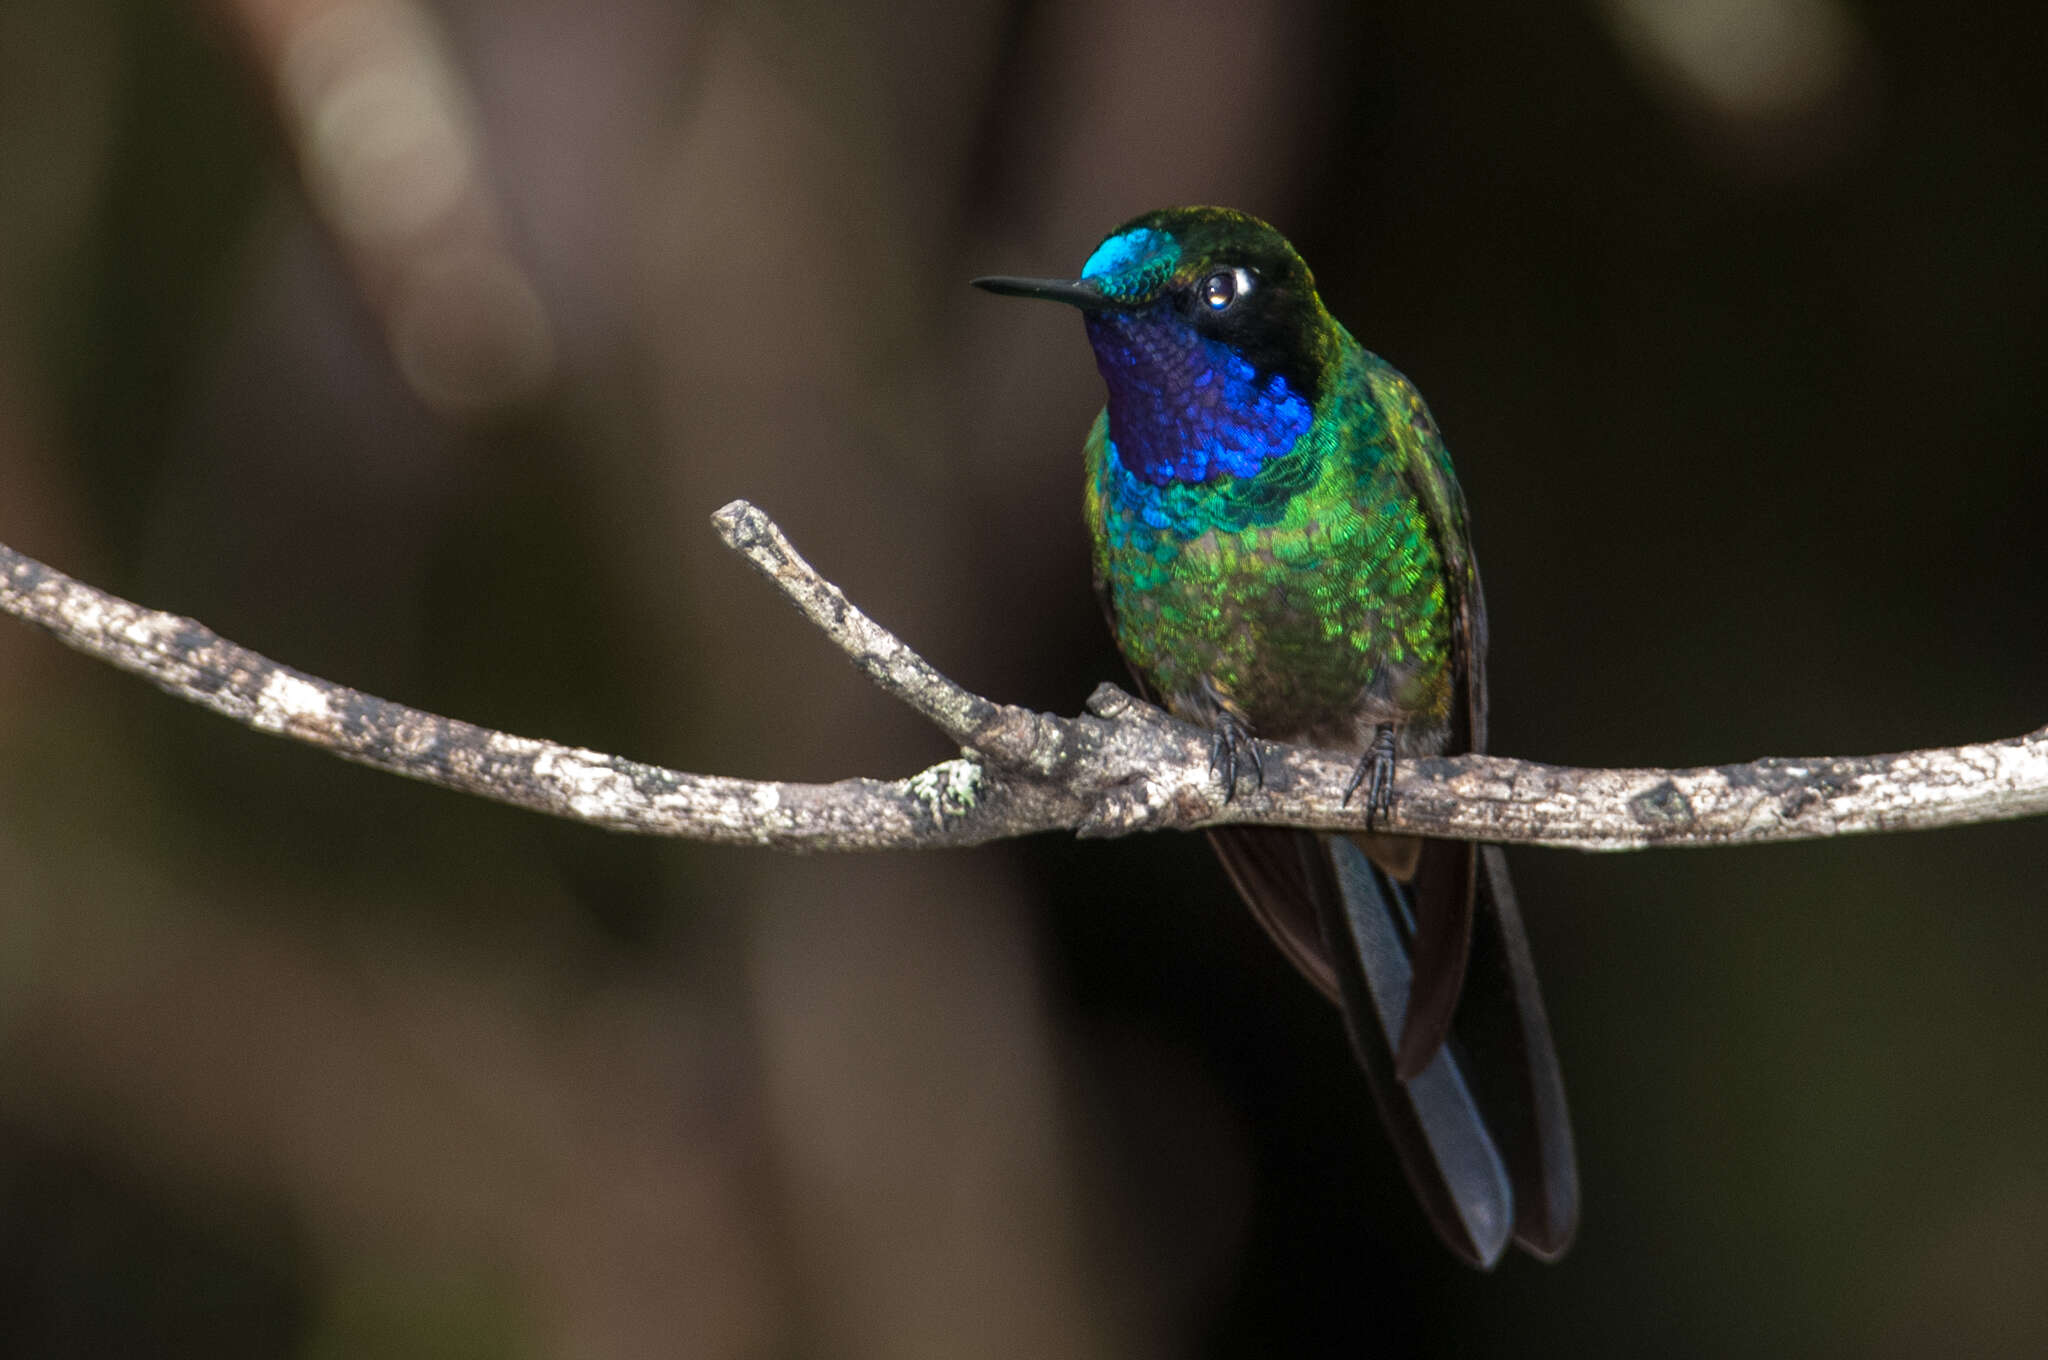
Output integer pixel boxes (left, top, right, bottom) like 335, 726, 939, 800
1085, 311, 1313, 488
1076, 223, 1312, 491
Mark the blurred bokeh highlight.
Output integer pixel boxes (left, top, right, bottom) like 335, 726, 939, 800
2, 0, 2047, 1355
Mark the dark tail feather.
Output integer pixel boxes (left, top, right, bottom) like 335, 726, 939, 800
1208, 828, 1578, 1265
1393, 837, 1476, 1081
1456, 846, 1580, 1258
1316, 834, 1515, 1268
1207, 826, 1340, 1003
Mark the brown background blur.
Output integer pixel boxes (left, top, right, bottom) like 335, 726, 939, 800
2, 0, 2046, 1356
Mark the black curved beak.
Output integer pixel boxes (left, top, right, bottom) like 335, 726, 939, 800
971, 275, 1123, 312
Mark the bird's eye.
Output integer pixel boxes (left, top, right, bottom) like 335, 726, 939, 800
1201, 267, 1254, 311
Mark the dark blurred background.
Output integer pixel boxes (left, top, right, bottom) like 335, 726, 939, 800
2, 0, 2046, 1355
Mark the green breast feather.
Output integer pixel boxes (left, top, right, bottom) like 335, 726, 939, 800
1086, 343, 1462, 748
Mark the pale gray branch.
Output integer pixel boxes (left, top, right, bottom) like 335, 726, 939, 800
3, 503, 2044, 853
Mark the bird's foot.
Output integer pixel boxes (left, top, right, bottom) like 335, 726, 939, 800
1342, 722, 1398, 830
1208, 712, 1265, 802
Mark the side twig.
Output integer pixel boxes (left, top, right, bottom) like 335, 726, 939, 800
2, 500, 2045, 852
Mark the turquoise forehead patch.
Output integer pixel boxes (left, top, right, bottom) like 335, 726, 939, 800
1080, 227, 1180, 298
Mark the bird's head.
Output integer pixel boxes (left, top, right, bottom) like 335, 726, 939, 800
976, 207, 1341, 485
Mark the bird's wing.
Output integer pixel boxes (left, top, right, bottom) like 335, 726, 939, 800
1361, 364, 1487, 751
1365, 362, 1578, 1258
1364, 363, 1481, 1079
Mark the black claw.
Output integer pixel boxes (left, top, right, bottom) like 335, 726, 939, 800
1210, 729, 1237, 801
1209, 714, 1264, 803
1344, 723, 1399, 830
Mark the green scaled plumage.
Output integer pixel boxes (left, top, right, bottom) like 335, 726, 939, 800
1083, 344, 1464, 751
976, 206, 1578, 1269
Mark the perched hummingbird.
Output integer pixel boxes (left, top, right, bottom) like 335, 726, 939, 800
975, 207, 1577, 1267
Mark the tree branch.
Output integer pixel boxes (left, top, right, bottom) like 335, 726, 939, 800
3, 502, 2044, 853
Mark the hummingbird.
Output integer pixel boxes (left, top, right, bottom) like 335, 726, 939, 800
975, 207, 1577, 1267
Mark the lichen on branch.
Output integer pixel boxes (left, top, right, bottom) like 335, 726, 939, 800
1, 502, 2043, 854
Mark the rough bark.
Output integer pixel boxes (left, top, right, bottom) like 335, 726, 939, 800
2, 499, 2042, 853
